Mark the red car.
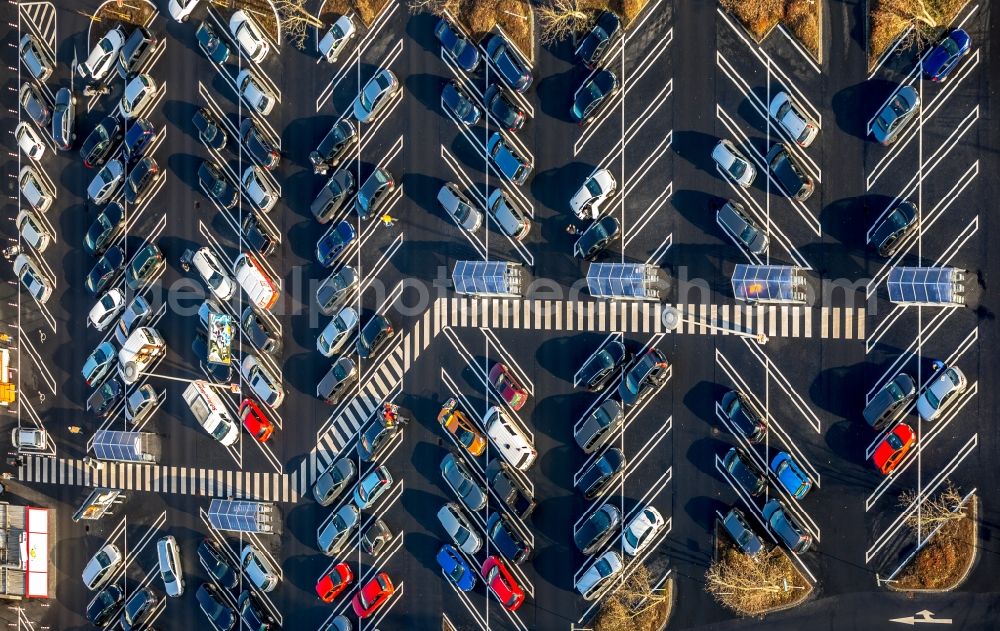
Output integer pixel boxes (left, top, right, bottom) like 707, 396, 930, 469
239, 398, 274, 443
872, 422, 915, 474
315, 562, 353, 602
482, 555, 524, 612
352, 571, 394, 618
489, 363, 527, 411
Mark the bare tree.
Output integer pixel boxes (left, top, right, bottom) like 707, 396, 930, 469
593, 566, 671, 631
706, 547, 805, 615
536, 0, 593, 45
274, 0, 323, 50
898, 481, 967, 531
871, 0, 964, 52
407, 0, 458, 17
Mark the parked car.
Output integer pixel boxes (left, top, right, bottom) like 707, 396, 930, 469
88, 585, 124, 627
576, 11, 621, 68
193, 107, 227, 150
80, 27, 125, 81
242, 165, 279, 213
233, 251, 279, 310
437, 182, 483, 231
310, 120, 357, 174
720, 390, 766, 443
83, 543, 122, 590
318, 504, 360, 555
118, 26, 156, 79
119, 73, 157, 119
157, 536, 184, 597
441, 80, 481, 125
196, 583, 235, 631
12, 428, 46, 452
169, 0, 201, 22
489, 362, 528, 410
712, 139, 756, 187
435, 18, 479, 71
916, 363, 967, 421
573, 216, 620, 260
576, 551, 623, 600
722, 507, 764, 556
868, 200, 918, 257
354, 168, 395, 220
768, 91, 819, 147
241, 354, 284, 408
441, 453, 486, 511
723, 447, 767, 497
20, 82, 51, 128
487, 188, 530, 239
484, 83, 525, 131
863, 372, 916, 429
570, 168, 616, 220
486, 458, 536, 519
312, 170, 356, 224
717, 199, 768, 255
317, 357, 358, 405
115, 295, 152, 346
196, 21, 230, 63
871, 85, 919, 145
484, 34, 531, 92
762, 498, 812, 553
81, 115, 123, 168
19, 165, 55, 212
575, 503, 620, 555
242, 305, 281, 354
438, 502, 481, 554
316, 563, 353, 604
574, 399, 623, 453
873, 422, 916, 474
121, 588, 157, 631
85, 202, 125, 255
487, 511, 531, 564
437, 544, 476, 591
13, 253, 53, 303
352, 572, 395, 618
240, 118, 279, 169
238, 589, 276, 631
482, 556, 524, 611
236, 69, 275, 115
127, 384, 157, 425
353, 465, 393, 510
239, 398, 274, 443
317, 306, 359, 357
123, 156, 161, 204
571, 68, 619, 125
316, 266, 358, 315
318, 15, 356, 63
19, 33, 53, 81
766, 143, 814, 201
437, 398, 486, 456
15, 122, 45, 161
240, 544, 279, 592
197, 539, 237, 589
357, 314, 394, 360
242, 213, 279, 257
576, 447, 625, 499
923, 29, 971, 81
316, 218, 356, 266
85, 245, 125, 295
487, 132, 532, 185
198, 161, 239, 209
485, 407, 536, 471
16, 210, 51, 252
577, 343, 629, 393
313, 456, 356, 506
51, 87, 76, 150
618, 349, 669, 406
229, 10, 269, 62
87, 159, 125, 204
770, 451, 812, 499
357, 408, 400, 461
622, 506, 666, 556
82, 341, 118, 387
126, 243, 164, 290
123, 118, 156, 164
353, 68, 400, 124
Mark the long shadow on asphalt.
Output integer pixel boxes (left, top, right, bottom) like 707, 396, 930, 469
810, 361, 870, 420
535, 333, 611, 381
165, 151, 205, 194
161, 98, 206, 144
672, 129, 725, 176
686, 435, 734, 483
529, 160, 593, 212
683, 380, 732, 434
533, 393, 588, 446
282, 167, 321, 220
405, 11, 441, 53
405, 71, 447, 116
282, 115, 334, 170
832, 79, 903, 140
402, 171, 445, 216
672, 188, 725, 242
820, 194, 879, 250
535, 65, 582, 123
284, 498, 325, 549
684, 495, 730, 533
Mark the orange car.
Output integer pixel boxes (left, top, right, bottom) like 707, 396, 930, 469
437, 398, 485, 456
872, 422, 915, 474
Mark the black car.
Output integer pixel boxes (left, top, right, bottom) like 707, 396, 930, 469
357, 413, 398, 462
198, 160, 239, 209
765, 143, 814, 201
485, 459, 536, 519
123, 118, 155, 164
240, 118, 279, 170
720, 390, 766, 443
192, 335, 232, 383
242, 305, 281, 354
486, 512, 531, 564
576, 447, 626, 500
242, 212, 278, 257
354, 168, 394, 220
577, 340, 628, 391
722, 447, 767, 496
87, 584, 124, 626
434, 18, 480, 72
722, 507, 764, 557
123, 156, 160, 204
193, 107, 227, 150
311, 170, 356, 224
573, 216, 620, 260
617, 349, 669, 406
360, 519, 393, 556
117, 26, 156, 79
484, 83, 525, 131
196, 21, 230, 64
121, 588, 157, 631
484, 34, 532, 93
85, 245, 125, 295
571, 68, 619, 125
357, 314, 393, 359
869, 200, 918, 257
88, 378, 123, 418
441, 81, 481, 125
85, 202, 125, 255
126, 243, 164, 289
238, 590, 274, 631
574, 503, 620, 554
196, 583, 236, 631
197, 539, 237, 589
310, 119, 357, 174
576, 11, 621, 68
81, 115, 123, 168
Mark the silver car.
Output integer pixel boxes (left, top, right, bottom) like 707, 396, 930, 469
712, 139, 756, 187
241, 354, 284, 408
11, 427, 46, 451
80, 27, 125, 81
229, 10, 269, 62
13, 253, 53, 304
769, 91, 819, 147
312, 457, 356, 506
241, 166, 279, 213
239, 544, 279, 592
716, 200, 768, 255
440, 453, 486, 511
317, 306, 359, 357
82, 544, 123, 590
156, 536, 184, 597
487, 188, 529, 240
52, 87, 76, 151
16, 210, 51, 252
119, 73, 157, 120
317, 504, 360, 556
437, 182, 482, 231
916, 363, 967, 421
353, 68, 400, 124
19, 34, 53, 81
437, 502, 481, 554
87, 159, 125, 204
575, 550, 623, 600
236, 69, 275, 115
318, 15, 356, 63
316, 266, 358, 315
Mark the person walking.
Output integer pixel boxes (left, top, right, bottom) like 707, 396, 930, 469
380, 214, 398, 228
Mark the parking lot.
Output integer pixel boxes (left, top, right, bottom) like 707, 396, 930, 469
3, 0, 1000, 629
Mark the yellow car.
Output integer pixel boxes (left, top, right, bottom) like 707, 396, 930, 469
438, 397, 486, 456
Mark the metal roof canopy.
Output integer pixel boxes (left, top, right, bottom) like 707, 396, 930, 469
452, 260, 522, 296
887, 267, 965, 305
208, 499, 278, 534
731, 264, 805, 303
587, 263, 661, 300
91, 430, 160, 463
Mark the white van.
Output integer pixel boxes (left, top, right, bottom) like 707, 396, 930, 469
484, 406, 537, 471
233, 252, 279, 310
118, 326, 166, 384
182, 380, 238, 446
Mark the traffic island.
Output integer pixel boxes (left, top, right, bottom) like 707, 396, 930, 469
408, 0, 534, 63
706, 534, 813, 616
889, 491, 978, 591
215, 0, 281, 46
320, 0, 393, 27
88, 0, 157, 49
717, 0, 820, 62
535, 0, 654, 46
592, 565, 674, 631
868, 0, 966, 70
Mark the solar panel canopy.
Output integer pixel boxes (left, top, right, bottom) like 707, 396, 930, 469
732, 265, 803, 303
587, 263, 659, 299
887, 267, 960, 304
452, 260, 522, 296
92, 430, 159, 463
208, 499, 276, 533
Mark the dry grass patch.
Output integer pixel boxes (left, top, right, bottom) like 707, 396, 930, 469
706, 537, 812, 616
216, 0, 281, 43
893, 488, 977, 591
409, 0, 533, 62
592, 566, 673, 631
869, 0, 966, 68
319, 0, 393, 27
89, 1, 156, 47
719, 0, 820, 60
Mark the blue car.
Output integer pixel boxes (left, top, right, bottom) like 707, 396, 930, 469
316, 220, 356, 267
484, 34, 532, 93
923, 29, 971, 82
434, 18, 479, 72
770, 452, 811, 500
436, 544, 475, 592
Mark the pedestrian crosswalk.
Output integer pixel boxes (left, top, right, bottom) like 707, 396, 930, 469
17, 455, 297, 502
438, 297, 866, 339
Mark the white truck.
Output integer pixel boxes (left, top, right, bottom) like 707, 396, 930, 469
182, 380, 238, 446
118, 327, 166, 384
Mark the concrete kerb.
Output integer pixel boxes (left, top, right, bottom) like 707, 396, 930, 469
887, 494, 980, 593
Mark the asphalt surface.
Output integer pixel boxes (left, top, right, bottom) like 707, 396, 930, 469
1, 0, 999, 630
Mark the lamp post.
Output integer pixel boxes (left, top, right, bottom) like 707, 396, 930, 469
661, 305, 768, 345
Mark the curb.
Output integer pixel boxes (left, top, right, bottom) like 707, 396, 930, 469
887, 495, 980, 593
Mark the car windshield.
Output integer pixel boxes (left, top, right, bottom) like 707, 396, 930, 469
594, 558, 612, 576
728, 158, 746, 179
924, 387, 941, 409
585, 177, 603, 196
941, 38, 960, 55
448, 563, 465, 580
886, 433, 904, 450
456, 426, 476, 446
451, 93, 472, 117
210, 420, 231, 441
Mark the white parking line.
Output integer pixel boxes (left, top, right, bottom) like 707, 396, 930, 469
316, 3, 399, 112
481, 328, 533, 395
622, 181, 672, 250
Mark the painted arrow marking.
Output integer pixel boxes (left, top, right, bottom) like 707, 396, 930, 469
890, 610, 952, 625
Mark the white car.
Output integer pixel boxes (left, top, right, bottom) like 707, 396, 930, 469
16, 210, 51, 252
236, 69, 275, 115
621, 506, 666, 556
230, 10, 269, 62
241, 166, 279, 213
87, 159, 125, 204
88, 288, 126, 330
769, 91, 819, 148
192, 247, 235, 301
569, 168, 616, 220
119, 73, 158, 120
575, 550, 623, 600
916, 363, 967, 421
13, 253, 53, 304
19, 165, 54, 212
156, 536, 184, 597
712, 139, 756, 188
79, 27, 125, 81
317, 306, 359, 357
15, 122, 45, 161
168, 0, 200, 22
82, 544, 123, 590
11, 427, 46, 451
318, 15, 356, 63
